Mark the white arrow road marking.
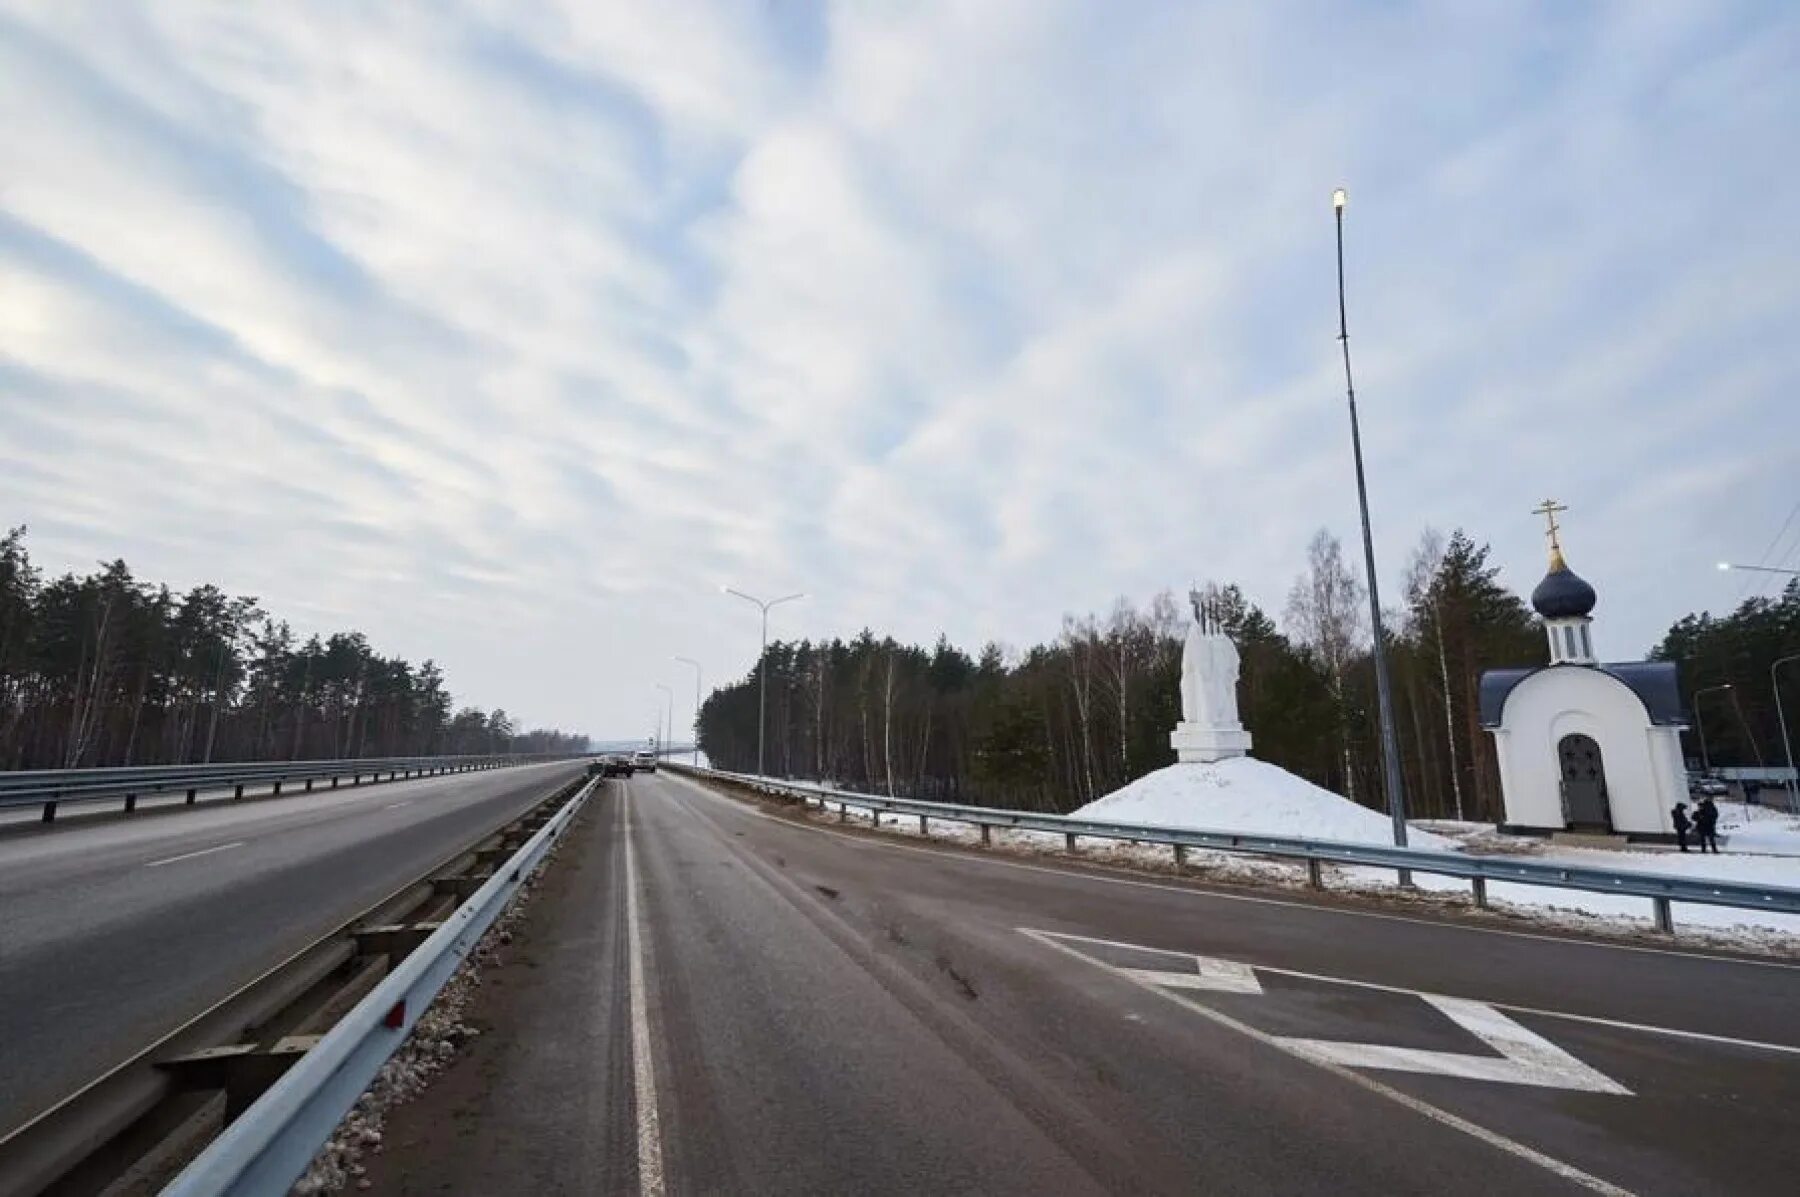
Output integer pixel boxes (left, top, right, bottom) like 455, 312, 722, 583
1280, 996, 1631, 1094
1121, 956, 1263, 994
1022, 928, 1633, 1196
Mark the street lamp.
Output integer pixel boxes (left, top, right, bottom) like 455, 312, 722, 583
1692, 684, 1733, 773
654, 683, 673, 760
723, 586, 806, 777
1773, 656, 1800, 813
1333, 187, 1410, 855
1717, 562, 1800, 576
674, 656, 703, 767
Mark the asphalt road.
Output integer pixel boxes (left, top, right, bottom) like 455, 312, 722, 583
365, 771, 1800, 1195
0, 759, 584, 1136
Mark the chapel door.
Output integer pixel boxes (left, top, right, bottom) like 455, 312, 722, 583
1558, 733, 1611, 829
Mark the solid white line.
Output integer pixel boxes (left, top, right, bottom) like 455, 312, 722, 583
623, 796, 665, 1196
1020, 929, 1634, 1196
662, 771, 1799, 971
144, 841, 245, 868
383, 800, 412, 810
1031, 927, 1800, 1058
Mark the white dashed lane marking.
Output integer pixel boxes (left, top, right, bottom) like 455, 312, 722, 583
144, 840, 246, 868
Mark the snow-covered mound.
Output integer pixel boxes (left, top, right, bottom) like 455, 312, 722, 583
1072, 757, 1454, 851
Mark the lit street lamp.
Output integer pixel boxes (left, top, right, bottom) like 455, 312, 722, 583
654, 683, 673, 760
674, 656, 703, 766
1692, 684, 1733, 773
1333, 187, 1410, 856
1717, 562, 1800, 577
723, 587, 806, 777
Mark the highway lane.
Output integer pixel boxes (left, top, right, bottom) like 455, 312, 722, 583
0, 759, 584, 1135
364, 772, 1800, 1194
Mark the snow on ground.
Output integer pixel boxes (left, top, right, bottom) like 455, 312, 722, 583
1710, 802, 1800, 857
710, 760, 1800, 951
1069, 758, 1455, 850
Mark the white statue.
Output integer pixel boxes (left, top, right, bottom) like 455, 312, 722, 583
1171, 586, 1252, 763
1181, 588, 1242, 729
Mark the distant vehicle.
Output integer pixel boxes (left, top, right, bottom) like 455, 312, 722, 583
1688, 776, 1728, 797
587, 755, 633, 779
633, 750, 657, 773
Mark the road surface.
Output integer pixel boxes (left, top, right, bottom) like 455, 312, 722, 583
363, 771, 1800, 1195
0, 759, 584, 1136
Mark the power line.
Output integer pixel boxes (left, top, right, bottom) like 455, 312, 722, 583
1738, 501, 1800, 601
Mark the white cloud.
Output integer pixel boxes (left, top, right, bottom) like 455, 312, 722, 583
1, 0, 1796, 734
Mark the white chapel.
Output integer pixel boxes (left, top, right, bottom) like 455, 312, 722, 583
1479, 503, 1689, 840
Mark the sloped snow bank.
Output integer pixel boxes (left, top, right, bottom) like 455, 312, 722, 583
1071, 757, 1454, 851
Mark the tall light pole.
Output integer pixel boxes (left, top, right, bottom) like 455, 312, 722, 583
1692, 683, 1732, 773
1772, 655, 1799, 813
654, 683, 673, 760
674, 656, 703, 766
723, 587, 806, 777
1333, 187, 1409, 854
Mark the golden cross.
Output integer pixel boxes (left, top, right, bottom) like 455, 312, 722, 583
1531, 498, 1568, 554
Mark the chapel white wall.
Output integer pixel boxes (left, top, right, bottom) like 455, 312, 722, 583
1491, 667, 1684, 835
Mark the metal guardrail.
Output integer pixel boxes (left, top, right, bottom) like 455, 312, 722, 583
160, 776, 596, 1196
0, 754, 579, 823
683, 766, 1800, 934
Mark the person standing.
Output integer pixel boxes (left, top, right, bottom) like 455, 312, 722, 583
1694, 796, 1721, 854
1671, 801, 1692, 853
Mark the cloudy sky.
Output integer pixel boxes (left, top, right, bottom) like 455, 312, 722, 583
2, 2, 1796, 740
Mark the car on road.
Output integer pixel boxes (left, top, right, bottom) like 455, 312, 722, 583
602, 754, 635, 778
632, 750, 657, 773
1688, 775, 1729, 797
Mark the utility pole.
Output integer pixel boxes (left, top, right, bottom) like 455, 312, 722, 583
675, 656, 703, 766
1774, 655, 1800, 814
655, 684, 673, 761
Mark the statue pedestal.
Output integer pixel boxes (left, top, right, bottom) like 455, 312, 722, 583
1170, 723, 1252, 764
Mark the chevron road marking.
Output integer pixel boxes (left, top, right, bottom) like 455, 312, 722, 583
1027, 929, 1629, 1095
1022, 928, 1637, 1195
1280, 995, 1630, 1094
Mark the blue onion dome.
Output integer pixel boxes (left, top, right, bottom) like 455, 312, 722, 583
1532, 548, 1597, 619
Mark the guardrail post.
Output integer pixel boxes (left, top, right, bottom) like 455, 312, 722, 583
304, 779, 314, 792
836, 802, 847, 823
331, 776, 339, 789
919, 815, 929, 835
353, 773, 360, 786
1653, 896, 1674, 934
272, 781, 282, 795
42, 801, 56, 823
980, 824, 992, 846
1065, 832, 1078, 854
186, 787, 198, 804
124, 793, 137, 813
234, 783, 244, 799
1471, 877, 1488, 909
1306, 859, 1324, 889
1173, 844, 1187, 868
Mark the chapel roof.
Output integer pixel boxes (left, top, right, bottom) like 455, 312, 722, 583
1478, 660, 1685, 729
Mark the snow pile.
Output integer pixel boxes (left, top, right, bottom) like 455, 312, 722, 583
1071, 757, 1454, 851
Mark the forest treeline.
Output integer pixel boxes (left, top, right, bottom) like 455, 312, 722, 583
0, 527, 587, 768
699, 526, 1800, 821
